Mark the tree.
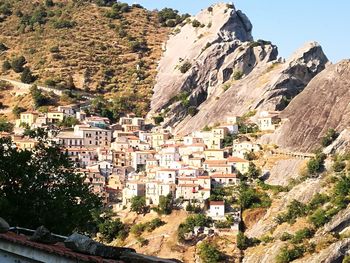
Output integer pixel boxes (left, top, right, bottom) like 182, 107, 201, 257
12, 105, 26, 118
158, 194, 173, 215
98, 218, 128, 242
307, 152, 326, 175
59, 116, 79, 128
2, 60, 11, 71
245, 162, 261, 179
237, 231, 259, 250
192, 19, 201, 27
21, 67, 36, 83
197, 241, 222, 263
30, 85, 49, 108
130, 196, 147, 214
11, 56, 26, 73
45, 0, 54, 7
0, 117, 14, 132
0, 135, 101, 235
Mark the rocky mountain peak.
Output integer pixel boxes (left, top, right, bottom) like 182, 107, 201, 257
150, 3, 254, 114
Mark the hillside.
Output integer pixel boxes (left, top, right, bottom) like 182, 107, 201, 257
0, 0, 169, 116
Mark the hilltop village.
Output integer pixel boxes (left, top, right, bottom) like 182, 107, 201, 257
1, 102, 282, 232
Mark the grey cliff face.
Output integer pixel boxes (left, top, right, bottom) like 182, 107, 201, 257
150, 4, 328, 136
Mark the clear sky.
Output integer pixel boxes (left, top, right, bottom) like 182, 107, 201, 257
124, 0, 350, 63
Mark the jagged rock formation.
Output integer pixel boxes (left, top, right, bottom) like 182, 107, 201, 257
150, 3, 328, 135
266, 60, 350, 152
294, 239, 350, 263
323, 128, 350, 155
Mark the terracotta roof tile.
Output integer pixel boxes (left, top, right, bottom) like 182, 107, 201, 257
0, 232, 122, 263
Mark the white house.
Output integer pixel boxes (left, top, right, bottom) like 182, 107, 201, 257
209, 201, 225, 219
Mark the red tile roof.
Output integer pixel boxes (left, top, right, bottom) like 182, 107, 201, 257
0, 232, 122, 263
210, 201, 225, 206
227, 157, 249, 163
211, 173, 238, 178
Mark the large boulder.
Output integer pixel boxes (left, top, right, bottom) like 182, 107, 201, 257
29, 226, 57, 244
64, 233, 134, 258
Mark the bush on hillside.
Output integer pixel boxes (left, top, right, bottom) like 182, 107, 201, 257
11, 56, 26, 73
179, 61, 192, 73
197, 241, 222, 263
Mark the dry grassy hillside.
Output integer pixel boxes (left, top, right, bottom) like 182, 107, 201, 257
0, 0, 170, 116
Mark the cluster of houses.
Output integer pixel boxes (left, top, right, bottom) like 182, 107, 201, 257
1, 104, 282, 229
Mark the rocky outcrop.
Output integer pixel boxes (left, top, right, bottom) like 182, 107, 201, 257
150, 2, 328, 135
64, 233, 135, 259
324, 128, 350, 155
29, 226, 56, 244
266, 60, 350, 152
294, 239, 350, 263
266, 159, 305, 186
322, 205, 350, 234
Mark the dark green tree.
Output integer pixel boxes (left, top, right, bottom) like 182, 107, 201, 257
2, 60, 11, 71
21, 67, 36, 83
130, 196, 147, 214
11, 56, 26, 73
0, 117, 14, 132
158, 193, 173, 215
0, 135, 101, 235
197, 241, 222, 263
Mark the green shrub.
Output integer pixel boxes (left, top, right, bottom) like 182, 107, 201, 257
233, 70, 244, 80
98, 219, 128, 242
197, 241, 222, 263
130, 196, 147, 214
11, 56, 26, 73
333, 160, 346, 172
153, 116, 164, 125
309, 208, 329, 228
21, 67, 36, 84
136, 236, 148, 247
276, 245, 305, 263
192, 19, 201, 27
307, 193, 329, 211
280, 232, 293, 241
12, 105, 26, 118
130, 223, 145, 236
237, 231, 260, 250
2, 60, 11, 71
187, 106, 198, 116
0, 117, 14, 132
321, 128, 338, 147
49, 46, 60, 53
52, 19, 76, 29
146, 218, 165, 231
291, 228, 314, 244
239, 183, 271, 210
158, 194, 173, 215
179, 61, 192, 73
275, 200, 307, 224
307, 152, 326, 175
45, 0, 54, 7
